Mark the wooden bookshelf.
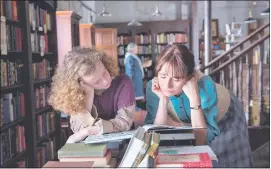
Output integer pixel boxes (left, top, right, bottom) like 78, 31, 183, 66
56, 11, 82, 67
0, 0, 60, 167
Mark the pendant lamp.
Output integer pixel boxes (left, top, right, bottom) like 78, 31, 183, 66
98, 4, 112, 16
152, 6, 162, 16
261, 7, 270, 16
128, 19, 142, 26
244, 9, 256, 24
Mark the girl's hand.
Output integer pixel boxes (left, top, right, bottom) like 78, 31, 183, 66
79, 79, 94, 111
79, 80, 94, 96
152, 77, 167, 100
66, 126, 101, 143
182, 72, 200, 105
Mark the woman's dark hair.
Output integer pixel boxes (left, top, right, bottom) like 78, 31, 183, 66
155, 44, 195, 79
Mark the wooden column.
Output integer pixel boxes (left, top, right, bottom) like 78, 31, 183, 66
79, 24, 95, 48
204, 0, 212, 74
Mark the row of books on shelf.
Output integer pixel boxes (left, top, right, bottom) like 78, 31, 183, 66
118, 57, 152, 67
1, 1, 18, 21
154, 44, 167, 54
0, 59, 23, 87
34, 85, 50, 110
138, 45, 152, 55
156, 32, 188, 44
31, 32, 49, 54
29, 2, 53, 32
118, 45, 152, 56
117, 35, 130, 46
37, 111, 56, 139
36, 139, 56, 168
154, 43, 189, 54
33, 58, 52, 81
0, 91, 25, 126
117, 46, 126, 55
135, 34, 151, 44
1, 23, 23, 54
1, 125, 26, 166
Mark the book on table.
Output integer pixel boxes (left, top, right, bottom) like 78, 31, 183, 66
57, 142, 112, 167
43, 161, 94, 168
155, 152, 213, 168
83, 124, 200, 145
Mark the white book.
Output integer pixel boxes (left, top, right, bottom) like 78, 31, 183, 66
84, 129, 136, 144
1, 16, 7, 55
118, 127, 145, 167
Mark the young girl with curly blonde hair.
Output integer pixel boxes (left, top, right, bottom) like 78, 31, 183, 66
48, 47, 136, 143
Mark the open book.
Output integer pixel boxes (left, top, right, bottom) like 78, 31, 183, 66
84, 124, 196, 144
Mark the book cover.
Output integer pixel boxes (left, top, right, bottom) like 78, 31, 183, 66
43, 161, 94, 168
58, 142, 107, 158
156, 152, 212, 168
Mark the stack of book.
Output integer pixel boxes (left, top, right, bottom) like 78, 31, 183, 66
54, 125, 217, 168
57, 142, 116, 167
118, 125, 216, 168
155, 145, 217, 167
119, 127, 160, 167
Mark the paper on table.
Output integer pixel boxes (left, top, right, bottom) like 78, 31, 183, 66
84, 124, 196, 144
142, 124, 193, 131
84, 129, 136, 144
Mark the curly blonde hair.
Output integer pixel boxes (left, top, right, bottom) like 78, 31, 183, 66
48, 47, 119, 115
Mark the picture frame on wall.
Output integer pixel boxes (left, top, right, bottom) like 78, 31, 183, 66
202, 19, 219, 38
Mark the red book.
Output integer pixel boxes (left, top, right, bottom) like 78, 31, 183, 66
43, 161, 94, 168
20, 93, 25, 116
12, 1, 17, 21
156, 152, 212, 168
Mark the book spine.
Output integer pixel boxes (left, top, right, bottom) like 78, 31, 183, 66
159, 139, 196, 147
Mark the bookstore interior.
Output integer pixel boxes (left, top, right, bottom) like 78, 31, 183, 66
0, 0, 270, 168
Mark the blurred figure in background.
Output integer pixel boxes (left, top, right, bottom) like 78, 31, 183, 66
124, 43, 147, 127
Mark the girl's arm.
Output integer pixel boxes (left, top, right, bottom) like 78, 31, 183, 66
154, 97, 169, 125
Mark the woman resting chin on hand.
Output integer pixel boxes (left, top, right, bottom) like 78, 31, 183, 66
145, 44, 252, 168
48, 47, 136, 143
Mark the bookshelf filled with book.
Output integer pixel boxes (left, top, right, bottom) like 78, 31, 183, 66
0, 0, 60, 167
154, 31, 188, 54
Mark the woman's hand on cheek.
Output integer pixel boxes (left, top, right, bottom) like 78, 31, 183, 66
80, 80, 94, 95
152, 77, 168, 100
182, 73, 200, 104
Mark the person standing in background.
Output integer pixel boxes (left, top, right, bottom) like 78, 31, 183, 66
124, 43, 147, 127
124, 43, 145, 101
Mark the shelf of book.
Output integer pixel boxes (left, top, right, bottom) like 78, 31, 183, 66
1, 150, 27, 168
37, 130, 56, 144
0, 116, 25, 132
35, 105, 52, 115
33, 79, 52, 85
1, 84, 25, 92
0, 0, 60, 167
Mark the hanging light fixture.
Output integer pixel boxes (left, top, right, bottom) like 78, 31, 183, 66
152, 5, 162, 16
127, 1, 142, 26
261, 7, 270, 16
128, 19, 142, 26
244, 9, 257, 24
98, 2, 112, 16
